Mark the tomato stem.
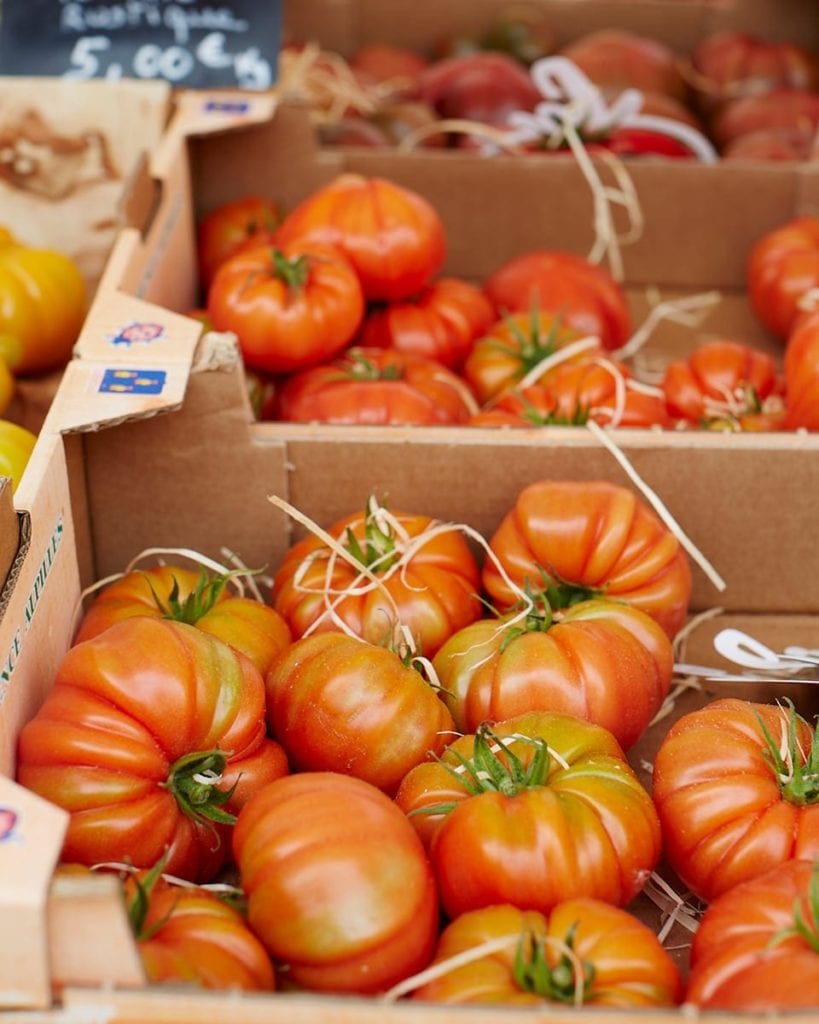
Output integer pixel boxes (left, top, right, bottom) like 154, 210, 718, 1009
163, 749, 238, 827
514, 924, 595, 1004
770, 863, 819, 954
271, 248, 310, 291
755, 701, 819, 806
148, 570, 229, 624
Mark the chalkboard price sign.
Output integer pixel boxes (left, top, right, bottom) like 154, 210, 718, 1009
0, 0, 282, 89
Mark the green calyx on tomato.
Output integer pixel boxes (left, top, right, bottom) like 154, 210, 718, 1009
514, 924, 596, 1004
756, 700, 819, 807
271, 248, 311, 292
126, 853, 174, 941
345, 350, 403, 382
148, 570, 229, 624
770, 862, 819, 954
517, 393, 591, 428
500, 304, 571, 374
162, 749, 238, 827
500, 581, 600, 649
417, 724, 551, 815
343, 498, 401, 574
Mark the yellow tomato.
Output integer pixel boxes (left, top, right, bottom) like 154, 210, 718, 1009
0, 358, 14, 417
0, 420, 36, 491
0, 231, 87, 376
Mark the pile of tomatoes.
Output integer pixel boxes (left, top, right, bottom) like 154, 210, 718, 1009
282, 14, 819, 163
14, 479, 819, 1010
194, 174, 818, 434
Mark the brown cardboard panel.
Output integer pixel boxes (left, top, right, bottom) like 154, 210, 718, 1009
0, 479, 19, 600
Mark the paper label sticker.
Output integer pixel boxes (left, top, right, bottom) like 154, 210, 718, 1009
99, 368, 167, 395
109, 321, 166, 348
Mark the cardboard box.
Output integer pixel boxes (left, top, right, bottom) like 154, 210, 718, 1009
0, 77, 172, 435
282, 0, 819, 61
1, 327, 819, 1019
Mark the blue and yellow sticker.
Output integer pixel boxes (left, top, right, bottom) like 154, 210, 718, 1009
203, 99, 251, 115
99, 368, 167, 395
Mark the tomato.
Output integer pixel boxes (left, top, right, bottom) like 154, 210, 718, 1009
359, 277, 495, 370
73, 564, 292, 677
206, 240, 364, 374
482, 480, 693, 639
662, 338, 779, 426
0, 418, 36, 491
349, 43, 429, 89
723, 126, 818, 162
652, 697, 819, 903
274, 174, 446, 302
463, 310, 594, 405
274, 346, 478, 425
196, 196, 282, 291
271, 498, 482, 657
712, 89, 819, 150
432, 596, 672, 750
686, 859, 819, 1010
122, 864, 275, 991
411, 900, 681, 1007
436, 11, 555, 66
690, 32, 819, 112
16, 618, 289, 882
535, 357, 671, 428
747, 215, 819, 342
266, 633, 453, 795
558, 30, 688, 101
0, 230, 87, 376
785, 310, 819, 430
395, 712, 661, 917
414, 52, 542, 127
483, 251, 632, 351
232, 771, 439, 994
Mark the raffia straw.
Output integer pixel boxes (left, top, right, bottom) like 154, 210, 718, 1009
584, 420, 727, 593
643, 871, 702, 945
614, 290, 722, 362
396, 118, 525, 154
277, 42, 382, 122
382, 931, 587, 1005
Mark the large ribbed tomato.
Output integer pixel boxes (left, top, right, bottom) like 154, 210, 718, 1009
784, 310, 819, 430
206, 240, 364, 374
432, 597, 672, 750
686, 860, 819, 1010
482, 480, 693, 639
265, 632, 454, 794
395, 712, 661, 918
652, 697, 819, 902
747, 215, 819, 341
358, 277, 495, 370
411, 901, 681, 1008
483, 251, 632, 351
196, 195, 282, 291
275, 346, 478, 425
73, 564, 292, 677
16, 618, 289, 882
232, 771, 439, 994
0, 228, 87, 376
271, 499, 482, 657
274, 173, 446, 302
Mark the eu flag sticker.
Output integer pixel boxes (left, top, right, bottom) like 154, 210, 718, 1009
99, 368, 167, 395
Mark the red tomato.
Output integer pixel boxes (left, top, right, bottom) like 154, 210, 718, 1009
414, 52, 542, 126
432, 597, 672, 750
712, 89, 819, 149
271, 500, 482, 657
686, 860, 819, 1010
395, 712, 661, 918
358, 277, 495, 370
484, 251, 633, 351
232, 772, 439, 994
652, 697, 819, 903
275, 346, 478, 425
123, 867, 275, 991
662, 338, 779, 426
206, 240, 364, 374
73, 564, 292, 677
197, 196, 282, 291
691, 32, 819, 111
558, 30, 688, 101
785, 310, 819, 430
536, 357, 671, 428
463, 310, 594, 405
482, 479, 693, 639
349, 43, 428, 89
723, 126, 818, 162
747, 215, 819, 342
16, 618, 289, 882
274, 174, 446, 302
411, 901, 681, 1007
266, 633, 453, 795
